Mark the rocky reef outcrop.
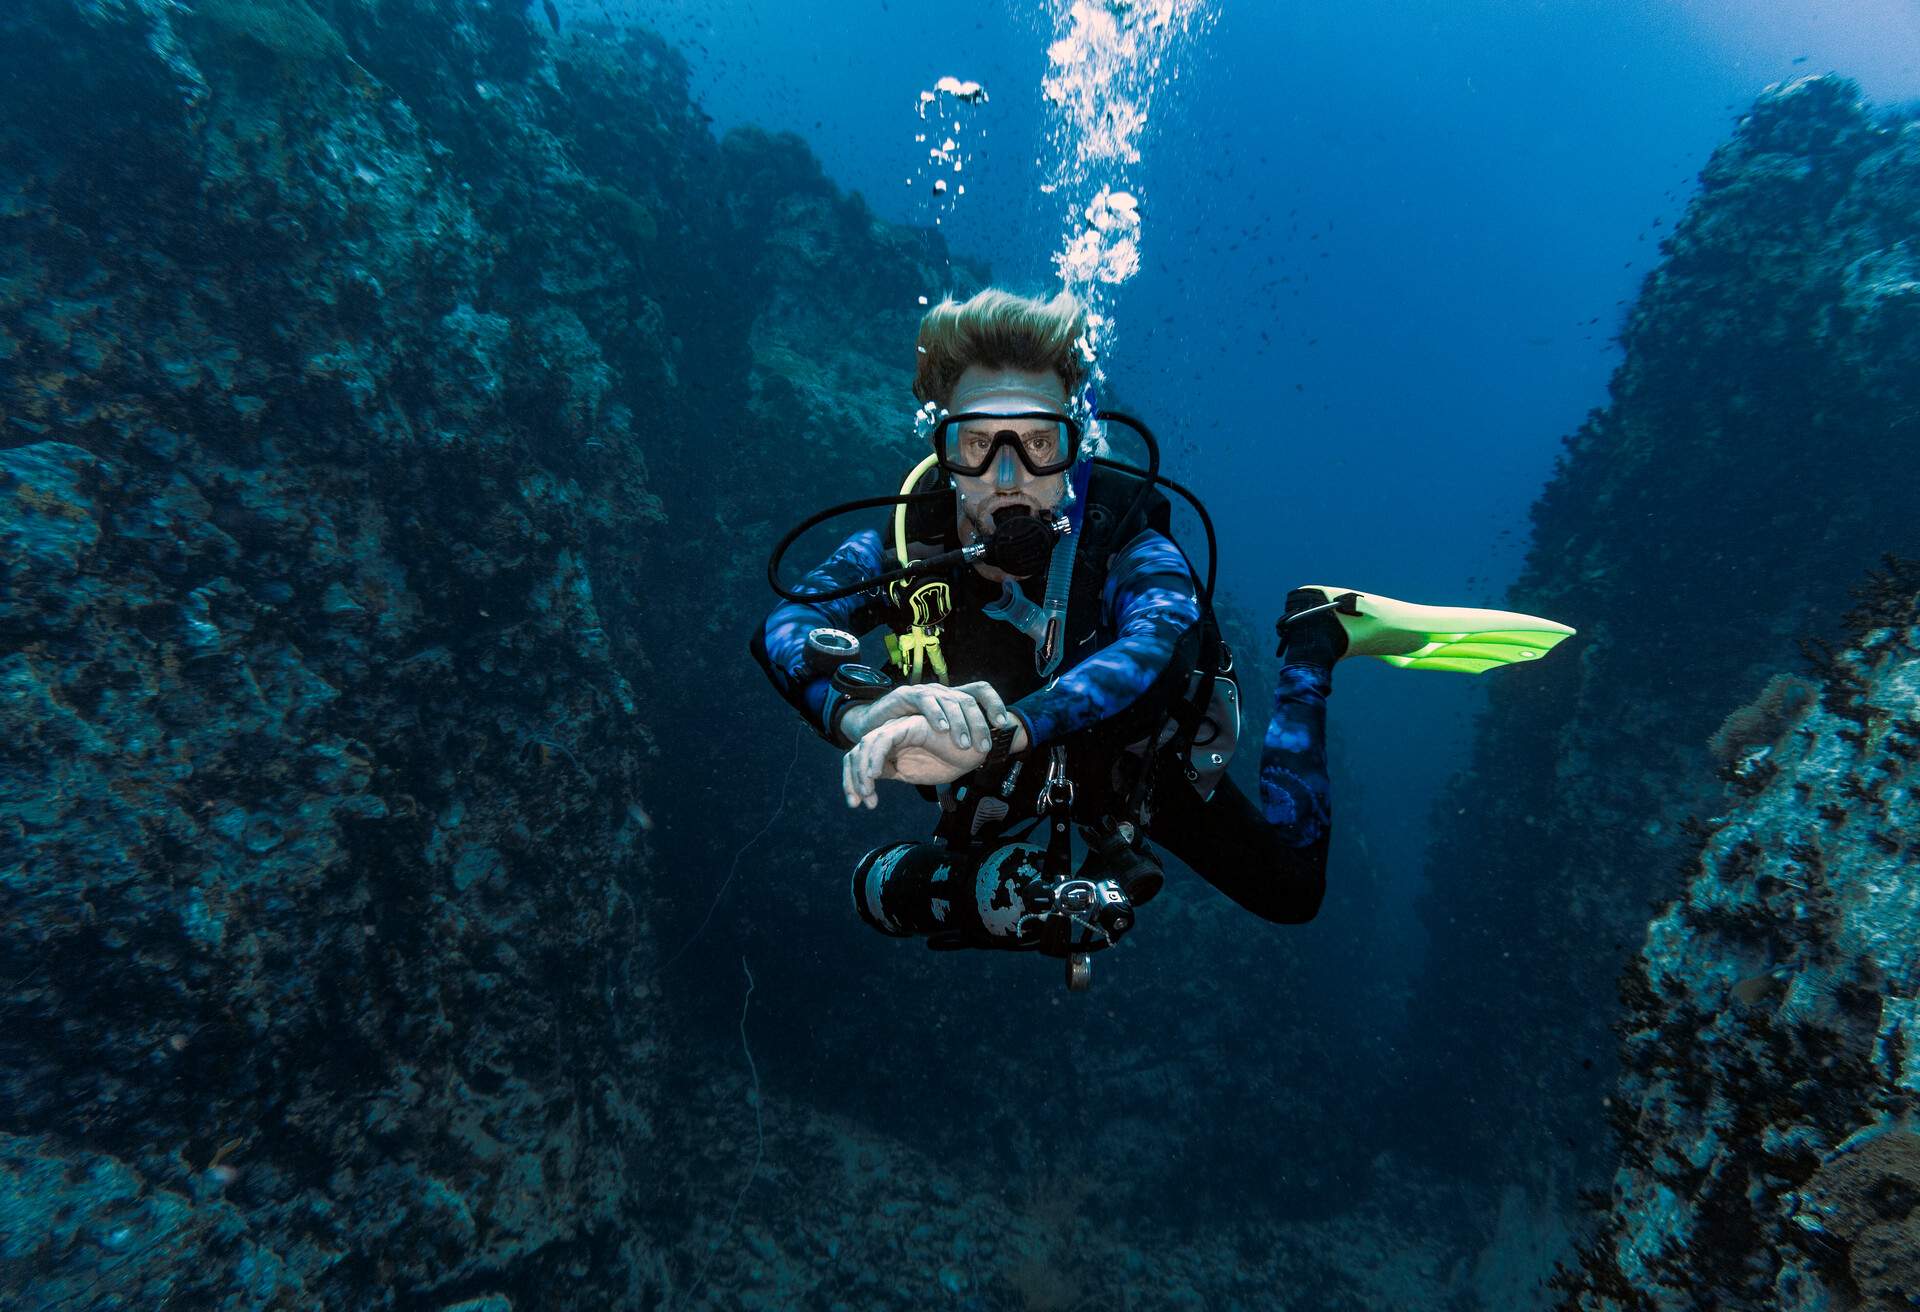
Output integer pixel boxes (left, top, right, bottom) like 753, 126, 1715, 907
0, 1, 954, 1305
1403, 76, 1920, 1181
1552, 561, 1920, 1309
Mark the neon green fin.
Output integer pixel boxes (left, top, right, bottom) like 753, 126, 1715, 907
1301, 586, 1576, 674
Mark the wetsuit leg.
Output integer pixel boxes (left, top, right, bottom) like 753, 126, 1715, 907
851, 840, 1049, 947
1146, 662, 1333, 924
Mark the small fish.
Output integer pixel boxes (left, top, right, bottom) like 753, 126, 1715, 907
1731, 972, 1783, 1005
542, 0, 560, 34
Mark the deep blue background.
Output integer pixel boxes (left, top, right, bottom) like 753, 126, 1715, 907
581, 0, 1920, 959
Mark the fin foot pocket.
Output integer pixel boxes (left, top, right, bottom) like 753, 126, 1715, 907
1276, 587, 1351, 665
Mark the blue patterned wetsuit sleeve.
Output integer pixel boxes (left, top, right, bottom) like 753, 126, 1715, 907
1010, 529, 1201, 748
755, 528, 887, 736
1259, 663, 1333, 847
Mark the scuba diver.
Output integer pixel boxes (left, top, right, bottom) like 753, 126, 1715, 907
754, 288, 1573, 989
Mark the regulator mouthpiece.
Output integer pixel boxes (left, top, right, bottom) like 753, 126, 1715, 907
984, 511, 1061, 577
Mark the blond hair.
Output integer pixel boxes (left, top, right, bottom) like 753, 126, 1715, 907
913, 288, 1089, 407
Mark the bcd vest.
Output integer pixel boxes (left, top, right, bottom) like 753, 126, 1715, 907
880, 462, 1240, 844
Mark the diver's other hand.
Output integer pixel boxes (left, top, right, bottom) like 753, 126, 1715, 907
841, 681, 1013, 753
842, 715, 987, 808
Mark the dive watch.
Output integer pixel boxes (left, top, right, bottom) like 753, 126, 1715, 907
824, 662, 893, 746
984, 723, 1018, 768
829, 663, 893, 700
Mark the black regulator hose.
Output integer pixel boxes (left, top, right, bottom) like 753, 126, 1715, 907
764, 489, 943, 605
1086, 409, 1216, 612
1098, 409, 1160, 540
765, 491, 1065, 605
1091, 456, 1218, 613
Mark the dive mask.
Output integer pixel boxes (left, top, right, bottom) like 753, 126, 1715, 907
930, 410, 1083, 479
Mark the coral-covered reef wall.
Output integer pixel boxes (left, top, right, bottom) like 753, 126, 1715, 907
0, 1, 953, 1305
1552, 562, 1920, 1310
1403, 77, 1920, 1177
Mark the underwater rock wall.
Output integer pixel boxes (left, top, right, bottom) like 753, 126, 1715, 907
0, 2, 666, 1304
0, 1, 951, 1305
1552, 564, 1920, 1310
1404, 76, 1920, 1176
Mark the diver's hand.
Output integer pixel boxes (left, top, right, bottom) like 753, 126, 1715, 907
840, 680, 1016, 753
842, 715, 987, 808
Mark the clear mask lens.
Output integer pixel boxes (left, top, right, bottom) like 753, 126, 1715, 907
934, 411, 1080, 477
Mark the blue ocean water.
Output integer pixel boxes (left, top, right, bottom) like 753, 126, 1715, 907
6, 0, 1920, 1308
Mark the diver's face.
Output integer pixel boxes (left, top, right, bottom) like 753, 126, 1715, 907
947, 364, 1069, 542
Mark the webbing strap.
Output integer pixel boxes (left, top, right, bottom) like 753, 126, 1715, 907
885, 627, 949, 683
1041, 746, 1075, 879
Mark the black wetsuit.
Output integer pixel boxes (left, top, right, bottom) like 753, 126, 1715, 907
753, 520, 1334, 945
